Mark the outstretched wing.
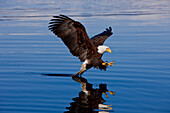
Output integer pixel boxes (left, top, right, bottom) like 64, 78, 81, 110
48, 14, 96, 62
90, 27, 113, 46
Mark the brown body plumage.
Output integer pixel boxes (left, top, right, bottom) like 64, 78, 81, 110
48, 14, 114, 76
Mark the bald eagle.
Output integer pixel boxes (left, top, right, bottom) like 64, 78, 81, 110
48, 14, 114, 76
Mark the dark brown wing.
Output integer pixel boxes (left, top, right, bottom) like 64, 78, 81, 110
48, 14, 96, 62
90, 27, 113, 46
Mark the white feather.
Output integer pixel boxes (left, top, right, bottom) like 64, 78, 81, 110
97, 45, 109, 54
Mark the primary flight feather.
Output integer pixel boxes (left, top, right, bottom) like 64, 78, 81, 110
49, 14, 114, 76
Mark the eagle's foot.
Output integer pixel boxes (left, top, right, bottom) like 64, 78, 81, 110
102, 62, 108, 66
102, 61, 115, 66
108, 61, 115, 66
73, 69, 86, 77
103, 92, 108, 98
108, 91, 115, 95
103, 90, 115, 97
99, 104, 112, 110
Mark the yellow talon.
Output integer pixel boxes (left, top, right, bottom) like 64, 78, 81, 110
108, 106, 112, 110
102, 61, 115, 66
103, 92, 108, 97
108, 91, 115, 95
102, 62, 107, 66
111, 61, 115, 64
108, 61, 115, 66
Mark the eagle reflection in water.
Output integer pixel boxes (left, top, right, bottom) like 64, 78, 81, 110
64, 75, 115, 113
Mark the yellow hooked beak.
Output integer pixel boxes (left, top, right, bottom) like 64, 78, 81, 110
106, 48, 112, 53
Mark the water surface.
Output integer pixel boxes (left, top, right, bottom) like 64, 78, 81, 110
0, 0, 170, 113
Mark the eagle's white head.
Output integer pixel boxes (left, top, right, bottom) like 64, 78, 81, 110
97, 45, 112, 54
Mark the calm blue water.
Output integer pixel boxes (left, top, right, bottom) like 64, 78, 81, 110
0, 0, 170, 113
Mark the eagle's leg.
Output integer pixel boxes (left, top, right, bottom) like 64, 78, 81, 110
73, 63, 87, 77
98, 104, 112, 110
73, 71, 81, 76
